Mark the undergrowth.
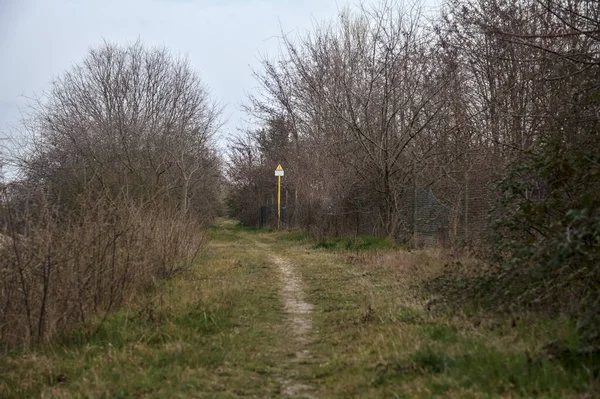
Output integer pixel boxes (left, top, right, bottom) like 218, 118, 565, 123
277, 230, 400, 251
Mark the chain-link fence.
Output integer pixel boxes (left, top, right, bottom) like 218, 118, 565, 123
256, 162, 496, 248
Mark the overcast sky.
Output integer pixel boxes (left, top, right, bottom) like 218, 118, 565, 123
0, 0, 440, 151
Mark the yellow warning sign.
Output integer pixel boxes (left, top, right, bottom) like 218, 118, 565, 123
274, 164, 284, 229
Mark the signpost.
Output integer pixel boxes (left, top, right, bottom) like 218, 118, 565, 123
275, 164, 284, 229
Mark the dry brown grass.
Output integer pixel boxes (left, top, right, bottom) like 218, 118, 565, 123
0, 197, 207, 350
341, 248, 483, 294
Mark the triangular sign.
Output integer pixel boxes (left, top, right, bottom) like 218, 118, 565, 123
276, 164, 283, 171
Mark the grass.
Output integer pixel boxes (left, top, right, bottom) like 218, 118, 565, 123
1, 218, 598, 398
267, 234, 600, 398
314, 236, 398, 251
277, 229, 400, 251
0, 219, 289, 398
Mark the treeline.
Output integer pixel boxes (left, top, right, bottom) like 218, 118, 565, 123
0, 42, 222, 349
228, 0, 599, 348
229, 0, 598, 243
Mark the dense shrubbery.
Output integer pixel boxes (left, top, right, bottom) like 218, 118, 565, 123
0, 192, 206, 349
493, 134, 600, 350
0, 42, 222, 350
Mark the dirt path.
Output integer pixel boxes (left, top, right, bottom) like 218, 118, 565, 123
273, 255, 316, 398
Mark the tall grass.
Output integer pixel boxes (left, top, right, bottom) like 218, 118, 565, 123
0, 192, 206, 351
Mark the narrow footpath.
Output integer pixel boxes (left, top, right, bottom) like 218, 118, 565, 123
273, 255, 315, 398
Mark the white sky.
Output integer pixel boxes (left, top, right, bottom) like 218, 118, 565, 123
0, 0, 440, 152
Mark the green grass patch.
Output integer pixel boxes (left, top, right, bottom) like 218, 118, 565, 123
424, 324, 459, 343
277, 230, 315, 242
375, 341, 598, 396
273, 226, 399, 251
411, 346, 456, 373
312, 235, 397, 251
207, 217, 271, 241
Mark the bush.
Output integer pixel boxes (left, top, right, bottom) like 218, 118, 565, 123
0, 188, 206, 350
0, 41, 221, 351
493, 135, 600, 351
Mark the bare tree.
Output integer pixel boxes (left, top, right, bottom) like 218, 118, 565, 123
22, 41, 222, 219
0, 41, 221, 349
236, 1, 448, 238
